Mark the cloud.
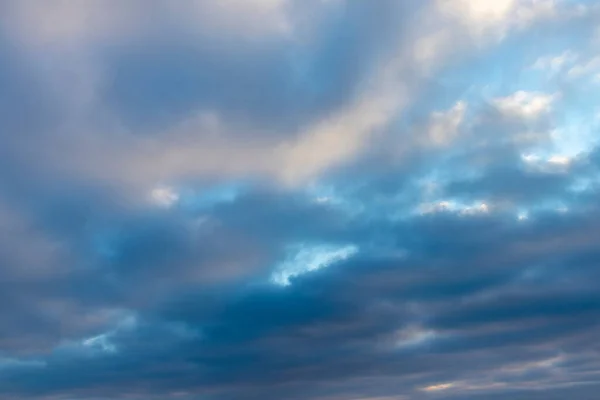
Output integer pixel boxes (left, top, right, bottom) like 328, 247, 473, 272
3, 0, 298, 47
446, 0, 595, 43
422, 101, 467, 147
568, 56, 600, 78
531, 50, 579, 72
150, 186, 180, 208
493, 91, 557, 119
1, 1, 600, 400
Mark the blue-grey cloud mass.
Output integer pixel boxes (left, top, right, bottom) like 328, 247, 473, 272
1, 0, 600, 399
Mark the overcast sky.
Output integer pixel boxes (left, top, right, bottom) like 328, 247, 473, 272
1, 0, 600, 399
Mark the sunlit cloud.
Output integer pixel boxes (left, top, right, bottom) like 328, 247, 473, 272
493, 91, 557, 119
150, 186, 180, 208
421, 382, 456, 392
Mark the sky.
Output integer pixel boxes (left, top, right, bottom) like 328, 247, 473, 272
1, 0, 600, 399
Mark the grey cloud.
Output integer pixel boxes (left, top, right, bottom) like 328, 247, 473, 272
1, 1, 600, 400
3, 183, 599, 398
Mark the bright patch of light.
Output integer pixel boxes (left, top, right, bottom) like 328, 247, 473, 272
418, 199, 489, 216
493, 91, 556, 118
548, 155, 571, 165
517, 210, 529, 221
150, 186, 179, 208
550, 129, 589, 158
521, 152, 572, 172
422, 382, 456, 392
439, 0, 555, 33
548, 109, 600, 161
271, 243, 359, 286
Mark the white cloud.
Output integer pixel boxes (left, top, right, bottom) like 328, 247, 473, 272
568, 56, 600, 78
493, 91, 557, 118
521, 152, 572, 173
423, 101, 467, 147
150, 186, 180, 208
277, 81, 406, 184
422, 382, 456, 392
443, 0, 518, 24
531, 50, 579, 72
275, 0, 563, 184
269, 0, 567, 179
37, 49, 410, 190
411, 0, 561, 73
2, 0, 576, 196
418, 200, 490, 216
437, 0, 557, 38
548, 155, 571, 165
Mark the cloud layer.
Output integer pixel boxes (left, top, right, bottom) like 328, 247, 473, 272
1, 0, 600, 399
